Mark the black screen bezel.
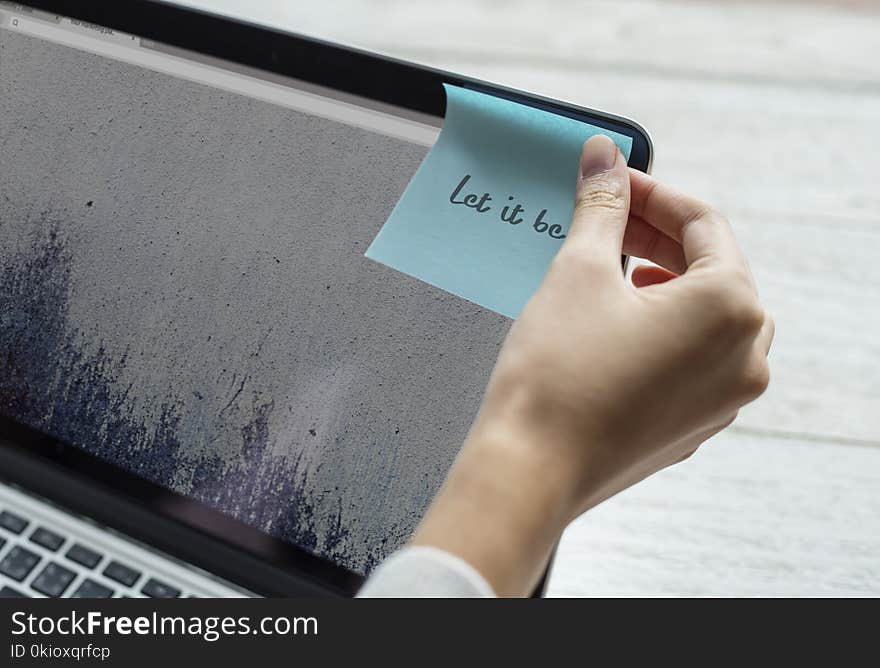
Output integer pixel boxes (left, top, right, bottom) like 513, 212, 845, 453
2, 0, 653, 597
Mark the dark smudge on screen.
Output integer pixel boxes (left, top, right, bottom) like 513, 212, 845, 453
0, 216, 368, 572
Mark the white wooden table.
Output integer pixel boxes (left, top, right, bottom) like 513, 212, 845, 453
177, 0, 880, 595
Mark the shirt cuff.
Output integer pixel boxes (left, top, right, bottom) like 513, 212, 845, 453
357, 546, 496, 598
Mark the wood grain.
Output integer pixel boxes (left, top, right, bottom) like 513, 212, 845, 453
548, 429, 880, 596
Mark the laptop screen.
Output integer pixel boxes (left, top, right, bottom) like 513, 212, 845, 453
0, 5, 510, 575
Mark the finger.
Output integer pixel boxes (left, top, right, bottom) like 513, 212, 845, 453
623, 215, 687, 274
631, 264, 678, 288
628, 168, 743, 270
563, 134, 630, 273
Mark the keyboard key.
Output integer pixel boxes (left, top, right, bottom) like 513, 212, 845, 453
0, 510, 29, 534
30, 562, 76, 597
141, 578, 181, 598
30, 527, 65, 552
0, 585, 29, 598
0, 546, 41, 581
71, 579, 114, 599
103, 561, 141, 587
66, 544, 102, 569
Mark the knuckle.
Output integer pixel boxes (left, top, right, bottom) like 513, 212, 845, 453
703, 205, 728, 227
764, 310, 776, 337
741, 359, 771, 399
712, 286, 765, 335
575, 177, 627, 215
719, 412, 738, 430
737, 303, 766, 335
682, 200, 720, 228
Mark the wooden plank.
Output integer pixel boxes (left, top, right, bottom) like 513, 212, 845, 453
547, 429, 880, 596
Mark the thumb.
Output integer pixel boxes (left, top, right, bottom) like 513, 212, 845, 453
564, 134, 631, 272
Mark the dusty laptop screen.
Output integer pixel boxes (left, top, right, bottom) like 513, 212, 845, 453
0, 9, 509, 574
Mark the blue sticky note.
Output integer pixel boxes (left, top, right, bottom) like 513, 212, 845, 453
366, 84, 633, 319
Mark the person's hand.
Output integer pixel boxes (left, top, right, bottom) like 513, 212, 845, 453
411, 134, 774, 596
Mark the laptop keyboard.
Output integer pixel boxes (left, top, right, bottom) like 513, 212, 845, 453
0, 488, 252, 598
0, 508, 177, 598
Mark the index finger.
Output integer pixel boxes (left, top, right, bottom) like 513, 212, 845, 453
628, 169, 744, 270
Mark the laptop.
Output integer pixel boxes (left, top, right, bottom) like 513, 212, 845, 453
0, 0, 652, 598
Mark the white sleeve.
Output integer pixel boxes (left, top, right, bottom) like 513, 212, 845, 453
357, 546, 496, 598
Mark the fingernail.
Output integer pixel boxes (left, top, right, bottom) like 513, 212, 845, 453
580, 135, 619, 179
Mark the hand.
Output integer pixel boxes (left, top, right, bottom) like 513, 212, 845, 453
411, 134, 774, 596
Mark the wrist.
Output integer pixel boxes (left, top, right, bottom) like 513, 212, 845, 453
411, 415, 580, 596
464, 414, 584, 521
